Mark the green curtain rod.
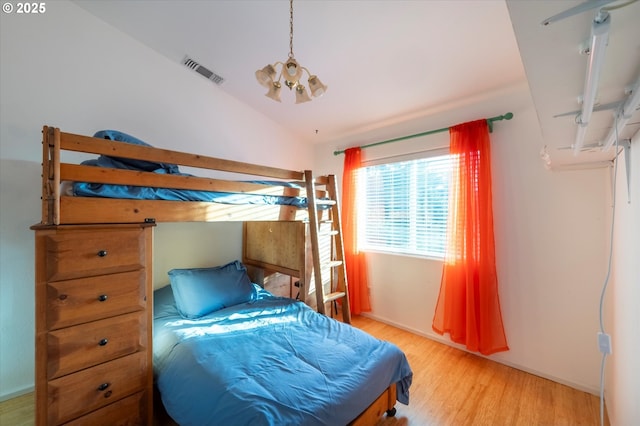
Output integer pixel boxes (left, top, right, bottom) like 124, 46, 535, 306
333, 112, 514, 156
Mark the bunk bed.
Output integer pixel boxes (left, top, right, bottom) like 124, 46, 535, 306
38, 127, 314, 225
32, 126, 413, 426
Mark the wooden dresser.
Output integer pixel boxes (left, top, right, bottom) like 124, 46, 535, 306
31, 223, 154, 425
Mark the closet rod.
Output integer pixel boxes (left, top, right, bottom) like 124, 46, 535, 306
333, 112, 514, 156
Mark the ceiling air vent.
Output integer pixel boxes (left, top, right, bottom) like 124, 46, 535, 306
183, 56, 225, 85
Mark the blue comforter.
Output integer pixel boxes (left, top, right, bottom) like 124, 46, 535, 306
153, 285, 412, 426
73, 157, 309, 207
74, 129, 310, 207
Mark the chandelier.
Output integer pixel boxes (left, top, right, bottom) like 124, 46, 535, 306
255, 0, 327, 103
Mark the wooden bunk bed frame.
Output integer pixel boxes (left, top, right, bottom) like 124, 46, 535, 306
40, 126, 309, 225
35, 126, 398, 425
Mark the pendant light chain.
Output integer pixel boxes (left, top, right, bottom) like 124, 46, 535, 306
289, 0, 294, 59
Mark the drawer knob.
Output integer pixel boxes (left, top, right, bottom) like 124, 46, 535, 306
98, 338, 108, 346
97, 382, 110, 391
58, 294, 68, 301
97, 250, 108, 257
98, 294, 108, 302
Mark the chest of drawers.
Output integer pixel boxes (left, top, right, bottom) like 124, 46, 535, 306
32, 223, 154, 425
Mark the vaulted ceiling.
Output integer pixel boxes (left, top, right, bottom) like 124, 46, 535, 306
73, 0, 640, 168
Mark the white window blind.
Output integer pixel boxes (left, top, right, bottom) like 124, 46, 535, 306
358, 153, 451, 258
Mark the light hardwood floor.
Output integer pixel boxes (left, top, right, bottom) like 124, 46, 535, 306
351, 316, 607, 426
0, 315, 607, 426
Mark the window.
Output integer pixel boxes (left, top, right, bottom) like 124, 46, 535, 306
358, 152, 451, 258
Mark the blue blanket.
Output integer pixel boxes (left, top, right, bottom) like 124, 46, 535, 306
73, 158, 309, 207
153, 285, 412, 426
76, 129, 311, 207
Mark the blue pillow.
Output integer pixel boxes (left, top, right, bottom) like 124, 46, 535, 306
93, 129, 180, 173
153, 285, 179, 320
168, 261, 255, 319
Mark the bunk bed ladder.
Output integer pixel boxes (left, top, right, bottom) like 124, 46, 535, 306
304, 170, 351, 324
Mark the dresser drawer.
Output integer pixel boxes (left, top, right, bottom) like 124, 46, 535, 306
63, 390, 146, 426
45, 229, 145, 281
47, 352, 147, 425
47, 311, 145, 379
47, 270, 146, 330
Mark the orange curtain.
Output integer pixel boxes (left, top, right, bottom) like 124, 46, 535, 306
342, 147, 372, 315
432, 120, 508, 355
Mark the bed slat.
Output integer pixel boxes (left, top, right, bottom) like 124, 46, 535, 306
59, 197, 308, 223
59, 131, 305, 181
60, 164, 305, 195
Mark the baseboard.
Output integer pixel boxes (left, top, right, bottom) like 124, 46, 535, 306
0, 386, 34, 402
361, 312, 600, 396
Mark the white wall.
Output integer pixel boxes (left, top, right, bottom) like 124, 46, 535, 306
606, 133, 640, 425
0, 0, 311, 399
314, 84, 610, 394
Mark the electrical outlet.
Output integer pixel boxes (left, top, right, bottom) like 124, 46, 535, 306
598, 332, 612, 355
